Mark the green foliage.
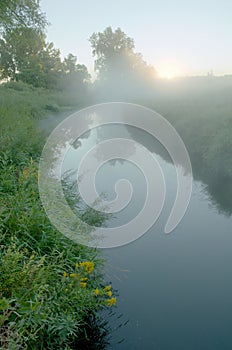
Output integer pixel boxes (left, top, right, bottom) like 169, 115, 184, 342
89, 27, 135, 77
0, 157, 114, 349
0, 27, 62, 88
0, 26, 90, 91
58, 53, 91, 99
0, 0, 47, 32
0, 82, 70, 167
0, 84, 115, 349
0, 241, 113, 349
0, 0, 90, 93
89, 26, 156, 83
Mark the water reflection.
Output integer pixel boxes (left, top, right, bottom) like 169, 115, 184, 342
40, 111, 232, 349
126, 124, 232, 217
63, 123, 232, 350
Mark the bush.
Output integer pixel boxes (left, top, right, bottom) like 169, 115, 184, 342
0, 242, 115, 349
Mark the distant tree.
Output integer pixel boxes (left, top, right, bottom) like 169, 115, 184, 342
63, 53, 79, 74
89, 26, 156, 83
0, 0, 47, 33
62, 53, 90, 84
89, 27, 135, 79
59, 53, 91, 99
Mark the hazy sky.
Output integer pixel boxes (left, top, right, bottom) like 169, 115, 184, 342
41, 0, 231, 78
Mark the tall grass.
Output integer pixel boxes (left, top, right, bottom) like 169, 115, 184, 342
0, 82, 115, 349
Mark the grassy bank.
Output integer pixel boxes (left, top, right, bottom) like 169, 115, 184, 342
0, 82, 115, 349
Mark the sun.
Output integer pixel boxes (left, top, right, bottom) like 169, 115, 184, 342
158, 62, 181, 80
161, 71, 175, 80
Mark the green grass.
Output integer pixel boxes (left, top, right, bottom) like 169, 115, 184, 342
0, 82, 115, 349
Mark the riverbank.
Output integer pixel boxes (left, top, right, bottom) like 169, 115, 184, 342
0, 82, 115, 349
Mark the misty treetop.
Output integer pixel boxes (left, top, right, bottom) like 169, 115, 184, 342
0, 23, 157, 94
89, 26, 157, 85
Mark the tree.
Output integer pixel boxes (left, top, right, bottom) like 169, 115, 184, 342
62, 53, 90, 84
0, 0, 47, 33
0, 27, 63, 88
0, 1, 50, 85
89, 27, 135, 79
89, 27, 157, 99
0, 1, 90, 94
89, 27, 156, 80
59, 53, 91, 97
0, 26, 91, 91
63, 53, 79, 74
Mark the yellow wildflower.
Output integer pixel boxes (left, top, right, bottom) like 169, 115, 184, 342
63, 272, 68, 277
80, 261, 94, 273
106, 297, 116, 307
75, 262, 79, 269
107, 291, 112, 297
94, 288, 100, 296
65, 288, 69, 292
80, 277, 88, 282
104, 285, 112, 291
70, 273, 77, 278
80, 282, 87, 288
69, 284, 73, 287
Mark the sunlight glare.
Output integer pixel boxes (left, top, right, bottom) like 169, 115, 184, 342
158, 62, 181, 79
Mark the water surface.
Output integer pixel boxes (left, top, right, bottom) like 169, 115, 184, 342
43, 115, 232, 349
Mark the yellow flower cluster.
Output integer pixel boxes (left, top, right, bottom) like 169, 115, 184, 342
63, 262, 116, 306
79, 261, 95, 274
106, 297, 117, 307
69, 273, 77, 278
104, 285, 111, 291
93, 284, 117, 307
63, 261, 94, 292
80, 277, 88, 282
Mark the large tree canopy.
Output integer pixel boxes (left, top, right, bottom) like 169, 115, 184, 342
0, 27, 61, 87
0, 1, 89, 96
89, 27, 157, 98
0, 27, 90, 90
0, 0, 47, 32
89, 27, 135, 78
89, 27, 156, 80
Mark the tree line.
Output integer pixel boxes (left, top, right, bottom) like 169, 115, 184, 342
0, 0, 156, 94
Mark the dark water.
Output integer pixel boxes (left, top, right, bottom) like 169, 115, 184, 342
43, 115, 232, 349
105, 180, 232, 350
